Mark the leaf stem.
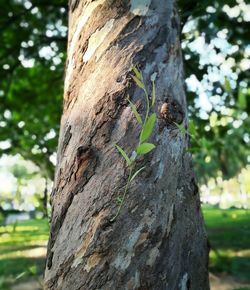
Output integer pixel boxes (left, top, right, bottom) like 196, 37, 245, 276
110, 164, 134, 222
143, 87, 150, 126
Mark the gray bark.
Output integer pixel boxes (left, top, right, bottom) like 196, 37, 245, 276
44, 0, 210, 289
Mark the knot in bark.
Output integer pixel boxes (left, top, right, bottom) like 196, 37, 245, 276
159, 98, 184, 125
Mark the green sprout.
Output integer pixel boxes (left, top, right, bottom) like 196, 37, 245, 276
110, 66, 157, 222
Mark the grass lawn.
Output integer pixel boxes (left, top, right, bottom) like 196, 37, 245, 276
0, 208, 249, 289
204, 206, 250, 286
0, 219, 49, 289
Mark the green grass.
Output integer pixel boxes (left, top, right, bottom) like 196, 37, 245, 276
203, 206, 250, 282
0, 219, 49, 289
0, 208, 249, 289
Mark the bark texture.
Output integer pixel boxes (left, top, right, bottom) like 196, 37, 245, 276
44, 1, 210, 289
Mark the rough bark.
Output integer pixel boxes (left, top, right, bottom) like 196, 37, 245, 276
44, 1, 210, 289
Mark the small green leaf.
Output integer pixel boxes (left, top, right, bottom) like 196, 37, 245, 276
174, 122, 186, 135
116, 196, 123, 204
199, 137, 210, 149
28, 265, 37, 275
188, 120, 196, 137
131, 75, 145, 89
130, 166, 145, 182
115, 144, 132, 166
152, 80, 156, 107
238, 87, 247, 109
136, 143, 155, 155
140, 113, 156, 142
131, 66, 143, 80
127, 98, 143, 124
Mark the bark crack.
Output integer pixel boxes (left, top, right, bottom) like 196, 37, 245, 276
46, 146, 98, 271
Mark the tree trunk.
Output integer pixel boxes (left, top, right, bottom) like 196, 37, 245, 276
42, 179, 49, 219
44, 1, 210, 289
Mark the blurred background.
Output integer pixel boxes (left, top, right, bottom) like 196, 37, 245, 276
0, 0, 249, 289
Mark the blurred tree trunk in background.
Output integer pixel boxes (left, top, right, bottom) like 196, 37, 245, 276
44, 0, 210, 289
42, 179, 48, 218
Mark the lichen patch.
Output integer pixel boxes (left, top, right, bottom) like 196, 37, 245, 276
146, 247, 160, 266
179, 273, 189, 290
126, 271, 140, 289
112, 209, 154, 270
130, 0, 152, 16
112, 225, 142, 270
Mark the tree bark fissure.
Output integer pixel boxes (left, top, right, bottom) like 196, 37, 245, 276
47, 146, 98, 269
45, 1, 210, 289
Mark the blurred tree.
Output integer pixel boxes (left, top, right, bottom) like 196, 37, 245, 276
0, 0, 249, 183
0, 0, 67, 179
0, 155, 50, 214
178, 0, 250, 181
11, 163, 30, 204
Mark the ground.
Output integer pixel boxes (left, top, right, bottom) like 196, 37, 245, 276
0, 207, 249, 290
0, 219, 48, 290
204, 207, 250, 286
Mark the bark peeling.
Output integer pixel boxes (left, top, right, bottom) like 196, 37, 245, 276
83, 19, 115, 62
65, 0, 107, 91
179, 273, 189, 290
72, 209, 107, 268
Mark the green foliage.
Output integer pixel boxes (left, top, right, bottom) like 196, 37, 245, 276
174, 122, 188, 136
238, 88, 247, 110
0, 0, 67, 178
179, 0, 250, 182
114, 144, 132, 167
140, 113, 156, 143
0, 213, 4, 225
131, 75, 144, 89
111, 67, 156, 221
189, 90, 250, 182
130, 166, 145, 182
0, 219, 49, 289
151, 77, 156, 107
136, 143, 155, 155
0, 156, 48, 213
127, 98, 143, 125
224, 78, 232, 95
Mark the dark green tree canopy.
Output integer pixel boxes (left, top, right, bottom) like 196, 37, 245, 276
179, 0, 250, 181
0, 0, 67, 178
